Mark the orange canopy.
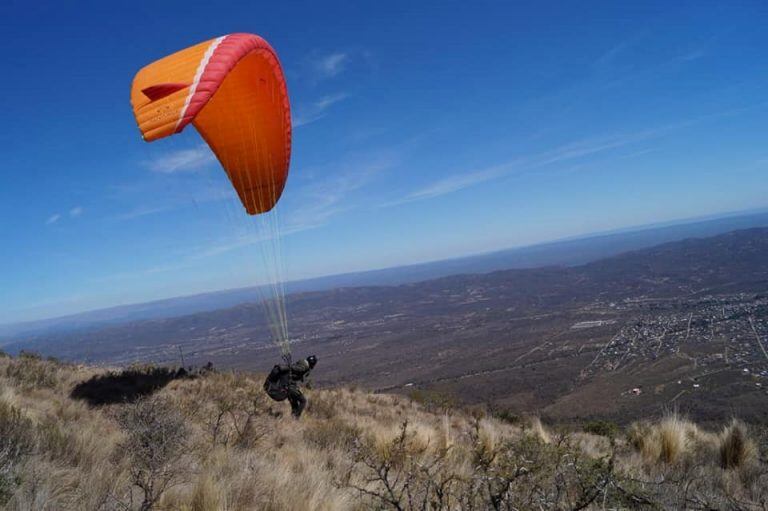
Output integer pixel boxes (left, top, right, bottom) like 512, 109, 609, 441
130, 33, 291, 214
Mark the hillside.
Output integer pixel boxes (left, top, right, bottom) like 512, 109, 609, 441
1, 354, 767, 510
4, 209, 767, 340
9, 228, 768, 424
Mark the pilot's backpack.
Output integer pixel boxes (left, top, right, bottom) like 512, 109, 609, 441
263, 364, 289, 401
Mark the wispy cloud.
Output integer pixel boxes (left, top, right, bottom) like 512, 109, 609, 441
182, 154, 395, 261
45, 206, 84, 225
293, 92, 349, 127
114, 182, 232, 221
600, 45, 707, 90
593, 39, 634, 70
106, 151, 395, 281
144, 145, 216, 174
388, 110, 744, 206
399, 159, 526, 203
116, 204, 175, 221
586, 31, 711, 95
286, 153, 394, 231
113, 153, 234, 221
594, 33, 706, 71
674, 48, 706, 63
393, 134, 647, 205
313, 52, 349, 80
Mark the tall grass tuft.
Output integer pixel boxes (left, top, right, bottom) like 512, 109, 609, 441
529, 416, 552, 444
628, 412, 695, 465
719, 419, 757, 470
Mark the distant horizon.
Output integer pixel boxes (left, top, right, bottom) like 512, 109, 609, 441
4, 204, 767, 327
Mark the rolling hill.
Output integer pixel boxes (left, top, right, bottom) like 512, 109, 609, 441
7, 227, 768, 424
3, 208, 768, 340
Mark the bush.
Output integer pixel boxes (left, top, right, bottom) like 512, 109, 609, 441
408, 389, 456, 411
116, 396, 189, 511
200, 375, 267, 449
4, 355, 58, 389
306, 391, 339, 420
486, 402, 521, 424
0, 400, 36, 504
583, 419, 620, 439
342, 418, 630, 510
18, 350, 42, 360
303, 417, 361, 450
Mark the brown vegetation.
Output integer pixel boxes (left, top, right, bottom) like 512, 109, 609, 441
0, 354, 766, 510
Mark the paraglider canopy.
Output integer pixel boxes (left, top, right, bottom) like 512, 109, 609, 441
130, 33, 292, 215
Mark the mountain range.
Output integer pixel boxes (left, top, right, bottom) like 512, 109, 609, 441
3, 208, 768, 341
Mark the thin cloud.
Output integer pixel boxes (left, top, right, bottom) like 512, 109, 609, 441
144, 145, 216, 174
45, 207, 84, 225
594, 34, 704, 70
112, 171, 233, 221
601, 47, 708, 90
675, 48, 706, 63
393, 134, 643, 205
116, 204, 175, 221
293, 93, 348, 127
401, 160, 525, 203
286, 153, 393, 231
389, 109, 752, 206
535, 135, 643, 166
115, 185, 232, 221
593, 40, 632, 70
314, 52, 349, 80
104, 151, 395, 280
616, 148, 657, 160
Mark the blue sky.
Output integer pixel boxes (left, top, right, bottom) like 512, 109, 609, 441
1, 1, 766, 324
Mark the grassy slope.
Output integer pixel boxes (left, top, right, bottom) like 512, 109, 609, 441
0, 353, 766, 510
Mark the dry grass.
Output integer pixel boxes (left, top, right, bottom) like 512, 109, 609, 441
528, 415, 552, 444
0, 354, 766, 510
627, 412, 704, 465
719, 419, 758, 470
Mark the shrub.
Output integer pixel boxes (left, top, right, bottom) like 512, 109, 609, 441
493, 408, 522, 425
306, 390, 339, 420
345, 420, 457, 508
303, 417, 361, 450
116, 396, 189, 511
194, 373, 268, 449
0, 400, 35, 504
4, 355, 58, 389
190, 475, 222, 511
583, 419, 620, 439
343, 418, 631, 510
408, 389, 456, 412
18, 350, 42, 360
